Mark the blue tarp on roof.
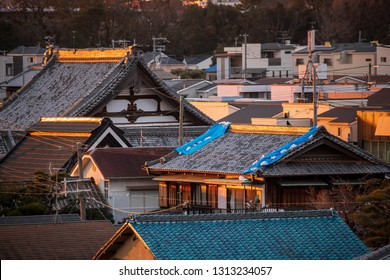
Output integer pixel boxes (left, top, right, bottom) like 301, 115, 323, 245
203, 64, 216, 73
175, 122, 230, 155
243, 126, 318, 174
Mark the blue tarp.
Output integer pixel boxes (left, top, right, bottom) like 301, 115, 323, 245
175, 122, 231, 155
242, 126, 318, 174
203, 64, 216, 73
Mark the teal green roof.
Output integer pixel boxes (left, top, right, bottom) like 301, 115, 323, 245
131, 210, 369, 260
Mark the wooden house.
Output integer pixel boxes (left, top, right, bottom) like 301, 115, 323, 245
145, 124, 390, 212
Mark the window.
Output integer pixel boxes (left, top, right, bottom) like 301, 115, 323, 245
208, 185, 218, 208
243, 92, 264, 98
296, 58, 304, 66
261, 51, 274, 58
226, 188, 245, 212
5, 64, 13, 76
365, 58, 372, 62
380, 57, 387, 63
323, 58, 332, 66
285, 51, 291, 54
337, 127, 341, 136
104, 180, 109, 199
193, 184, 208, 206
29, 57, 34, 63
245, 189, 262, 207
159, 183, 168, 207
180, 184, 191, 204
169, 184, 177, 206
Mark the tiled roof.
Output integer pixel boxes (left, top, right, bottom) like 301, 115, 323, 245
0, 118, 126, 181
261, 161, 390, 176
165, 79, 206, 92
148, 125, 390, 176
218, 104, 283, 123
159, 56, 184, 65
88, 147, 174, 178
148, 131, 299, 174
0, 214, 81, 225
318, 107, 359, 123
0, 60, 121, 130
0, 68, 40, 87
0, 53, 214, 130
128, 210, 368, 260
184, 54, 212, 65
252, 77, 293, 85
121, 125, 209, 147
0, 219, 115, 259
355, 244, 390, 260
152, 69, 178, 80
7, 46, 46, 55
261, 43, 296, 50
135, 60, 214, 125
294, 42, 376, 54
57, 178, 105, 210
367, 88, 390, 107
0, 130, 24, 157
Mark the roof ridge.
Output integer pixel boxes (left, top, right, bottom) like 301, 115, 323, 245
130, 209, 334, 224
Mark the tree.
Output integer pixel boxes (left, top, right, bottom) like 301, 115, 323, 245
352, 179, 390, 249
307, 182, 368, 228
0, 170, 57, 216
171, 68, 206, 79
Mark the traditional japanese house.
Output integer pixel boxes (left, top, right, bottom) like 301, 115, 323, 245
145, 123, 390, 212
94, 209, 369, 260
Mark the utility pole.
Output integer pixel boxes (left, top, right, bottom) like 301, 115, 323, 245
22, 45, 25, 86
313, 65, 318, 126
301, 28, 318, 126
368, 62, 372, 84
77, 142, 86, 220
178, 96, 184, 146
240, 33, 249, 81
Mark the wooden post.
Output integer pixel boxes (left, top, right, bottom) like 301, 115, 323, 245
77, 142, 86, 220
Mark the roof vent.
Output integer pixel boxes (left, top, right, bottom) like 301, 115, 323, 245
324, 41, 331, 47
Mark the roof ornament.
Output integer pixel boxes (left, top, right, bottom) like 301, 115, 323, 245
129, 213, 137, 224
43, 36, 55, 65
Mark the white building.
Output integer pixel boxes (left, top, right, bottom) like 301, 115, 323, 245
216, 43, 296, 80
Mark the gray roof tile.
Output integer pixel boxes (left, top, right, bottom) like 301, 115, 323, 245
148, 126, 390, 176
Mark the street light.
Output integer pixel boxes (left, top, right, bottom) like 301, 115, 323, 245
368, 63, 380, 84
